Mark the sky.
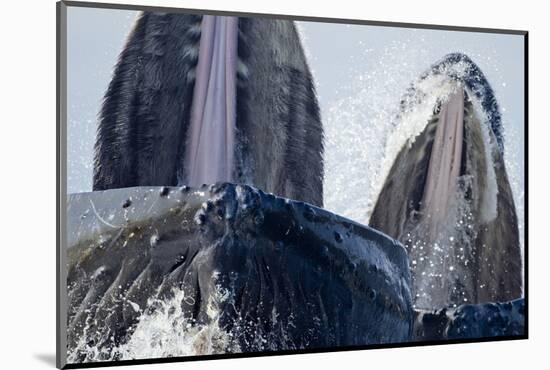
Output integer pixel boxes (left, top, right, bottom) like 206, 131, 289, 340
66, 6, 525, 239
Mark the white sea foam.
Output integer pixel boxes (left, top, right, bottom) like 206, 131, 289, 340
68, 272, 241, 363
115, 286, 239, 360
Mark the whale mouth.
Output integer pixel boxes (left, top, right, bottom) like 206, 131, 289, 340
185, 15, 239, 187
368, 81, 474, 246
415, 87, 467, 239
369, 54, 521, 310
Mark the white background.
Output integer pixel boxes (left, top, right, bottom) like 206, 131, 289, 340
0, 0, 545, 369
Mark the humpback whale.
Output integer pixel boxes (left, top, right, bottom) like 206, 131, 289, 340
93, 13, 324, 207
64, 184, 524, 362
66, 184, 413, 361
369, 53, 522, 309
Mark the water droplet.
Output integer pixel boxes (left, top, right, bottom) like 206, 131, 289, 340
195, 212, 206, 225
202, 201, 213, 212
150, 234, 159, 248
159, 187, 170, 197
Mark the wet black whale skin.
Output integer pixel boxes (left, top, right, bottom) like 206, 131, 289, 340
67, 183, 413, 361
66, 183, 524, 362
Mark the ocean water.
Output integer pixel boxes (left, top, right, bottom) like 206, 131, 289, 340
66, 13, 525, 362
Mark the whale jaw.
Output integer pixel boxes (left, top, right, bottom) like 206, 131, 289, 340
418, 88, 465, 242
370, 83, 521, 309
185, 16, 239, 187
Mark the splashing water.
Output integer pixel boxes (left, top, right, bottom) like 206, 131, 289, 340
322, 39, 524, 255
407, 176, 478, 309
67, 268, 304, 363
68, 272, 241, 363
321, 41, 524, 308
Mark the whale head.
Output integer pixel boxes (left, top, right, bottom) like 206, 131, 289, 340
369, 53, 522, 309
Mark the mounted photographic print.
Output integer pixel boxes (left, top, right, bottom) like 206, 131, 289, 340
56, 1, 528, 368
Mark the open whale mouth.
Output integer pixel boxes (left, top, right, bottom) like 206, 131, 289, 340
405, 80, 500, 241
372, 55, 504, 241
184, 15, 239, 187
410, 86, 469, 239
370, 80, 482, 243
390, 85, 483, 309
368, 53, 521, 309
